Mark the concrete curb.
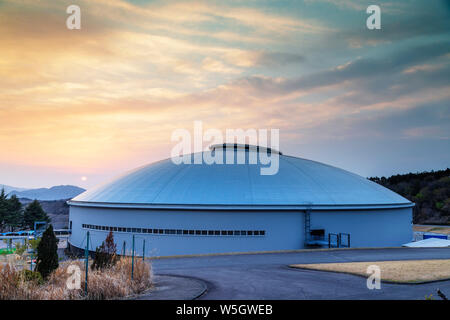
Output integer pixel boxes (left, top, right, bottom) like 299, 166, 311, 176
157, 274, 209, 300
131, 274, 207, 300
147, 246, 417, 260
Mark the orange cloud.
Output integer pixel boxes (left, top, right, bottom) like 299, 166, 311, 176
1, 0, 447, 182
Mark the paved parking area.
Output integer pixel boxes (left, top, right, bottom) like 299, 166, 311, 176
150, 248, 450, 300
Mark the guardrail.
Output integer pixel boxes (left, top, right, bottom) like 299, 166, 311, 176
0, 229, 71, 241
0, 229, 71, 236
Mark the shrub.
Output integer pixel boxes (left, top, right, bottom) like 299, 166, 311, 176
36, 225, 59, 279
14, 241, 28, 256
436, 202, 444, 210
0, 256, 152, 300
29, 238, 40, 251
0, 264, 21, 299
115, 256, 152, 294
91, 231, 118, 270
19, 269, 44, 285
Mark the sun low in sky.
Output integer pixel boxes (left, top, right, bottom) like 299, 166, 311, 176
0, 0, 449, 188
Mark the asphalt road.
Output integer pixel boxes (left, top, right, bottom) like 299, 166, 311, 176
150, 248, 450, 300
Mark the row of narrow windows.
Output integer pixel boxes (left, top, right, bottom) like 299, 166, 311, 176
81, 224, 265, 236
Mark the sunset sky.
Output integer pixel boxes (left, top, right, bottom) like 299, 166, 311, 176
1, 0, 449, 189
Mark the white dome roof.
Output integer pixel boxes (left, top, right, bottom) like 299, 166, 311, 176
69, 148, 412, 210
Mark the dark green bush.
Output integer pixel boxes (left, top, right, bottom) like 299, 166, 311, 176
20, 269, 44, 285
36, 225, 59, 279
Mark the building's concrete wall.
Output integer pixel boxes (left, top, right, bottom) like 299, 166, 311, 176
310, 208, 413, 247
69, 206, 305, 256
69, 206, 413, 256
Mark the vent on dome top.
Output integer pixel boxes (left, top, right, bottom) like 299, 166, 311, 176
209, 143, 282, 155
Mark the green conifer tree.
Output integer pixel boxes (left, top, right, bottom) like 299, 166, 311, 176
6, 195, 23, 231
23, 200, 49, 230
0, 188, 8, 232
36, 225, 59, 279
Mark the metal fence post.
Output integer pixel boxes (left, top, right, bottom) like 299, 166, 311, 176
84, 231, 89, 296
142, 239, 145, 261
131, 234, 135, 280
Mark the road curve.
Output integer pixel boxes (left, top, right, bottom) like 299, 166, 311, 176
150, 248, 450, 300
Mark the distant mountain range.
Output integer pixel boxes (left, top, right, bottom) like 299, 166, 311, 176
0, 184, 28, 194
1, 184, 85, 201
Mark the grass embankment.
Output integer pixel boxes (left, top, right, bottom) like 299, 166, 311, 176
0, 257, 152, 299
290, 259, 450, 283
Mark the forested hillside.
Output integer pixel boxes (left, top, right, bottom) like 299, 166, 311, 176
369, 168, 450, 225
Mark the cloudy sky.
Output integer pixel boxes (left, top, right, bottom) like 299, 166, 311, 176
0, 0, 449, 189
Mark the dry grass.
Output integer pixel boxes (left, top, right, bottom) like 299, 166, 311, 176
0, 256, 152, 300
290, 259, 450, 283
413, 225, 450, 235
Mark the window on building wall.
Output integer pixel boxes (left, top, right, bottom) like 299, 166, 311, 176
81, 224, 265, 237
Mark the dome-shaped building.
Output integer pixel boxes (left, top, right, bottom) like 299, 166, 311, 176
68, 144, 413, 256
